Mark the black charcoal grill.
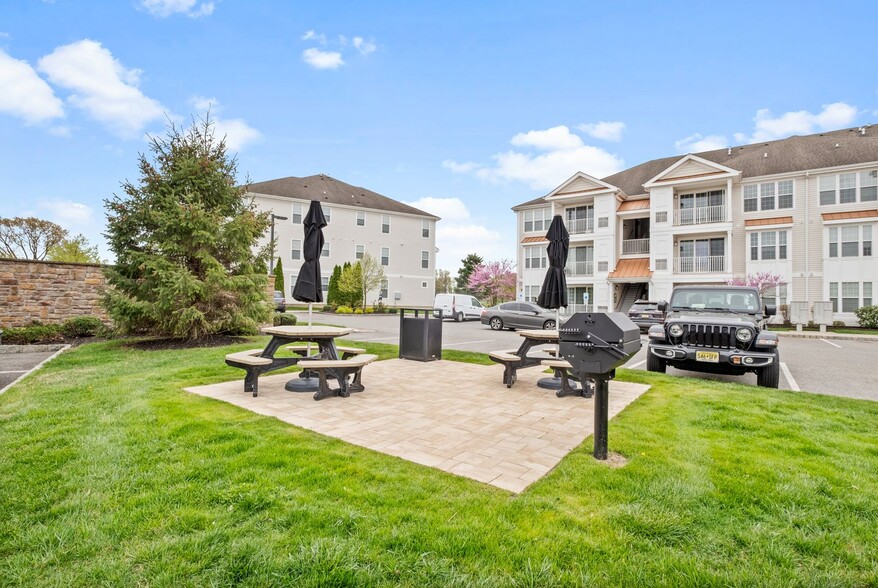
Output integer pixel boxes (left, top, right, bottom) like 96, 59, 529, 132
559, 312, 642, 460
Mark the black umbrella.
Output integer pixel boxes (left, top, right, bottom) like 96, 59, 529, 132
292, 200, 327, 306
537, 215, 569, 311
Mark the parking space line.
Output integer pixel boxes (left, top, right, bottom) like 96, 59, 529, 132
820, 338, 842, 348
352, 336, 398, 342
626, 359, 647, 369
0, 370, 28, 375
442, 340, 494, 347
0, 345, 70, 396
780, 362, 800, 391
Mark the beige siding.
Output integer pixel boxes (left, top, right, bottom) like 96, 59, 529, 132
664, 158, 719, 180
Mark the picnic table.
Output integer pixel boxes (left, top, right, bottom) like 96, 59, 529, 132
224, 325, 377, 400
488, 329, 560, 387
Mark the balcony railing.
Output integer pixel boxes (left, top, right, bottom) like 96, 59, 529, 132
674, 256, 726, 273
565, 261, 594, 277
565, 218, 594, 234
622, 238, 650, 255
561, 304, 596, 315
673, 205, 726, 226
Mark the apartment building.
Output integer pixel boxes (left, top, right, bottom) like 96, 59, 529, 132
513, 126, 878, 324
248, 174, 439, 307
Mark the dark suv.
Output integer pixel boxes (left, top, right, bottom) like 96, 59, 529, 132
627, 300, 666, 332
273, 290, 286, 313
646, 285, 780, 388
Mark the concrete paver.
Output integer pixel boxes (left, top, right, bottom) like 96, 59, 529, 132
185, 358, 650, 493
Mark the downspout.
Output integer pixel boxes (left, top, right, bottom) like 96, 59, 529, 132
804, 171, 809, 302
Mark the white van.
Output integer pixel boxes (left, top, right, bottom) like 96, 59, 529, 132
434, 293, 483, 322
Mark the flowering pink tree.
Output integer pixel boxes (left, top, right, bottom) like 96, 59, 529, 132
726, 272, 786, 296
468, 259, 516, 306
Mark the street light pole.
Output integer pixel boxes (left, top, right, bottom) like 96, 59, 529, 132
269, 213, 288, 274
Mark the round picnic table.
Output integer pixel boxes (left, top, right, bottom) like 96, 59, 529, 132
261, 325, 354, 392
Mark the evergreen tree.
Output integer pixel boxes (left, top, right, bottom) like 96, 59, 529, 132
103, 116, 271, 339
327, 264, 342, 305
455, 253, 483, 293
273, 257, 284, 294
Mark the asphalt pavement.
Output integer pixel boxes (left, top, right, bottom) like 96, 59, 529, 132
0, 349, 59, 391
300, 311, 878, 401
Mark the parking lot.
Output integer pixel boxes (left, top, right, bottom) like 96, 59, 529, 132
303, 311, 878, 401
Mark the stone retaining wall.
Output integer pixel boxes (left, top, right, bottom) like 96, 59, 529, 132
0, 258, 108, 328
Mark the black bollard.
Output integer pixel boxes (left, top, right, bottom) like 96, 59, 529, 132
592, 375, 611, 460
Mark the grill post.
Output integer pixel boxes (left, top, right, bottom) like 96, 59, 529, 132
593, 372, 613, 460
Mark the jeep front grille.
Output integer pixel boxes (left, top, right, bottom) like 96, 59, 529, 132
680, 324, 737, 349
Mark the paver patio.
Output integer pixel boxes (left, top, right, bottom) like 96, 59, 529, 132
186, 359, 650, 492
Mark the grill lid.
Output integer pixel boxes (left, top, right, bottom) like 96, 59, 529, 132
559, 312, 641, 375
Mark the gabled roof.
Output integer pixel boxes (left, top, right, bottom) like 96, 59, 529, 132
513, 126, 878, 207
545, 172, 619, 200
248, 174, 439, 220
643, 154, 739, 188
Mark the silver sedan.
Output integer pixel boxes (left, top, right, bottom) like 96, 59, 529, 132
480, 301, 558, 331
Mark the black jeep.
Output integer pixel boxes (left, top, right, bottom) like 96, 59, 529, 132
646, 285, 780, 388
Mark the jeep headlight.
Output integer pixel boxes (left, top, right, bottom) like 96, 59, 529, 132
668, 324, 683, 337
736, 328, 753, 343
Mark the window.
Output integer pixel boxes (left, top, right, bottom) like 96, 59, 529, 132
598, 261, 609, 272
355, 244, 364, 260
321, 276, 329, 291
356, 211, 365, 226
321, 242, 330, 257
421, 250, 429, 269
322, 205, 332, 222
381, 215, 390, 234
655, 211, 668, 223
291, 239, 301, 260
422, 281, 428, 288
750, 230, 788, 261
677, 189, 724, 224
524, 246, 546, 269
743, 185, 758, 212
292, 203, 302, 224
778, 180, 793, 209
842, 282, 859, 312
760, 183, 775, 211
862, 170, 878, 202
565, 206, 594, 233
422, 220, 430, 238
289, 274, 297, 296
524, 285, 539, 302
839, 173, 857, 204
598, 217, 608, 228
743, 181, 793, 212
831, 224, 874, 257
762, 283, 788, 308
821, 170, 878, 205
523, 208, 551, 232
655, 258, 668, 270
381, 247, 389, 266
819, 175, 836, 205
830, 281, 873, 312
380, 279, 388, 299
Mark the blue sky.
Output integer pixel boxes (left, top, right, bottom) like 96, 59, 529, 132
2, 0, 877, 271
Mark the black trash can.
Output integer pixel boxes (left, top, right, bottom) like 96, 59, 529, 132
399, 308, 443, 361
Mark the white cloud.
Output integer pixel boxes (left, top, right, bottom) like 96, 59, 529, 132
37, 199, 94, 226
187, 96, 263, 152
38, 39, 165, 138
302, 48, 344, 70
48, 125, 72, 137
675, 133, 727, 153
577, 121, 626, 142
0, 32, 11, 39
446, 125, 624, 191
743, 102, 858, 142
140, 0, 214, 18
352, 36, 377, 56
403, 197, 470, 222
301, 30, 327, 44
0, 49, 64, 124
511, 125, 583, 151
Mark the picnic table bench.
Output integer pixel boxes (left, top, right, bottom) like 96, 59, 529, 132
488, 329, 559, 388
541, 359, 594, 398
297, 354, 378, 400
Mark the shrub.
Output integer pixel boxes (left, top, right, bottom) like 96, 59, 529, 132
336, 305, 353, 314
364, 307, 374, 314
779, 304, 791, 326
61, 316, 105, 338
272, 313, 298, 326
388, 307, 398, 314
321, 304, 335, 312
854, 305, 878, 329
832, 320, 846, 329
2, 324, 64, 345
354, 308, 364, 314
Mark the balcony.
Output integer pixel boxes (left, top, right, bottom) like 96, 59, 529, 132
565, 261, 594, 277
622, 238, 650, 255
673, 205, 726, 226
565, 218, 594, 235
674, 256, 727, 273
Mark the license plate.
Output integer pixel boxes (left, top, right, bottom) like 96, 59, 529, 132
696, 351, 719, 363
641, 314, 650, 318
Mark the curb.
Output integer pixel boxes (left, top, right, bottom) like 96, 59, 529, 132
0, 343, 69, 354
0, 344, 71, 396
775, 332, 878, 342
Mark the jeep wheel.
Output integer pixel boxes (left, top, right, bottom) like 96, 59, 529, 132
757, 351, 780, 388
489, 317, 503, 331
646, 351, 666, 373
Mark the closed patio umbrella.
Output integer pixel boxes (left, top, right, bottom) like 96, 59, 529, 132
536, 214, 572, 391
288, 200, 326, 392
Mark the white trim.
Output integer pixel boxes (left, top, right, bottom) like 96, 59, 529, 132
543, 171, 619, 199
741, 160, 878, 182
744, 222, 794, 231
643, 154, 740, 189
822, 216, 878, 226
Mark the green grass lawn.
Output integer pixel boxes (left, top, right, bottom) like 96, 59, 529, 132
1, 338, 877, 587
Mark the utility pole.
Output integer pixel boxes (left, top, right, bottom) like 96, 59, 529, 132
269, 213, 288, 274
